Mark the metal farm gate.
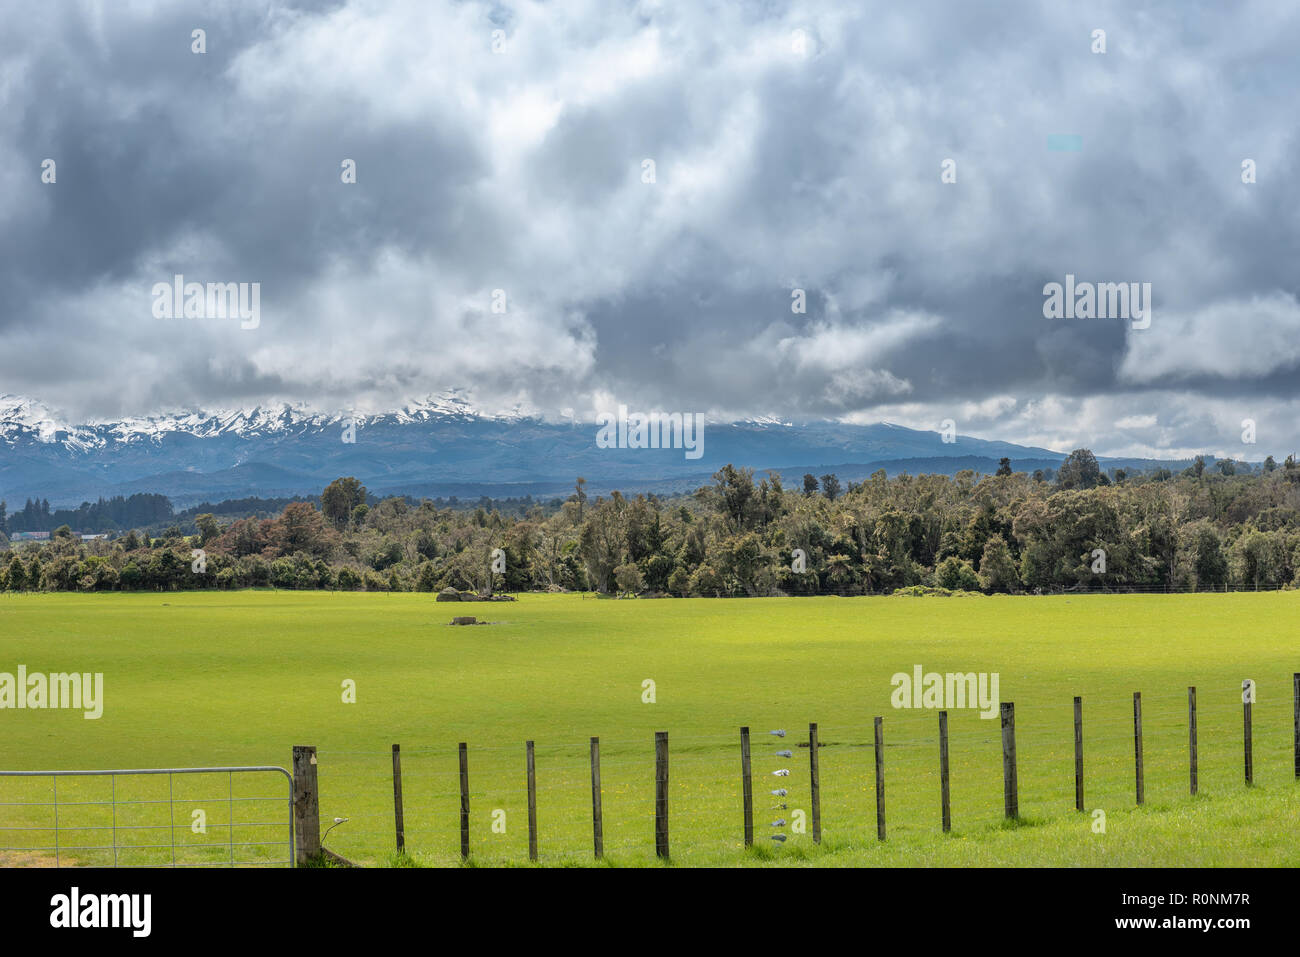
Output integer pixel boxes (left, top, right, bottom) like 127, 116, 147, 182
0, 766, 295, 867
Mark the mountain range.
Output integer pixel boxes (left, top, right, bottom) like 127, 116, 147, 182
0, 393, 1199, 509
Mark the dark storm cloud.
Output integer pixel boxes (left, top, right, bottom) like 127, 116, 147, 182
2, 0, 1300, 456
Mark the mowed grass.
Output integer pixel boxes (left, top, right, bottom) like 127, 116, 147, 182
0, 590, 1297, 867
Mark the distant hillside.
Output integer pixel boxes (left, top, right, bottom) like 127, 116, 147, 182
0, 392, 1215, 508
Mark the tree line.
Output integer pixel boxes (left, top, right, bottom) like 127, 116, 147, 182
4, 451, 1300, 595
2, 494, 173, 534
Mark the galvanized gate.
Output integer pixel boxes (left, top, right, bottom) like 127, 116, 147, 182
0, 766, 294, 867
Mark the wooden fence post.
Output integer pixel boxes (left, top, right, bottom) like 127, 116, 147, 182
808, 722, 821, 844
526, 739, 538, 861
589, 736, 603, 859
1001, 703, 1018, 819
391, 744, 405, 853
873, 716, 886, 841
292, 745, 320, 866
654, 731, 669, 859
1293, 674, 1300, 780
938, 710, 950, 833
1133, 692, 1144, 805
740, 727, 753, 847
458, 742, 470, 861
1242, 682, 1253, 786
1073, 697, 1084, 812
1188, 686, 1198, 796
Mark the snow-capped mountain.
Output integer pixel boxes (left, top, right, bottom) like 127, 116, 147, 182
0, 391, 486, 450
0, 392, 1120, 510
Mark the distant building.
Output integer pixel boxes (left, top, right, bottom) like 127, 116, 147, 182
10, 531, 51, 541
80, 533, 109, 541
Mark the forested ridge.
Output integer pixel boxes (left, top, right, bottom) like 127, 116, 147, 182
3, 451, 1300, 595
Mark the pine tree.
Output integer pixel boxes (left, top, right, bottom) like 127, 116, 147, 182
5, 554, 24, 591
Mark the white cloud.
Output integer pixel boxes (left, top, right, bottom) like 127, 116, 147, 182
1119, 292, 1300, 384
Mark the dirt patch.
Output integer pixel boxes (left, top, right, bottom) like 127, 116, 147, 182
0, 849, 72, 868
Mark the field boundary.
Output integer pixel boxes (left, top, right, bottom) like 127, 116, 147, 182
288, 673, 1299, 866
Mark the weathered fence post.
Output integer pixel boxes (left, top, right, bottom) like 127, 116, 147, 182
1133, 692, 1144, 805
458, 742, 470, 861
808, 722, 821, 844
292, 745, 320, 865
873, 716, 886, 841
654, 731, 669, 859
1073, 696, 1084, 812
1293, 674, 1300, 780
391, 744, 405, 853
526, 739, 538, 861
938, 710, 951, 833
740, 727, 753, 847
589, 736, 604, 859
1001, 703, 1018, 819
1188, 686, 1198, 795
1242, 681, 1253, 786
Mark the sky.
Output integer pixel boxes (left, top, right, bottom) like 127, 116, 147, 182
2, 0, 1299, 460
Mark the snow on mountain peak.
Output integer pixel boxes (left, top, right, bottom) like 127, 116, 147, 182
0, 391, 493, 451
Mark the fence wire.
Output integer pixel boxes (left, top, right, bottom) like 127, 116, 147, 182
300, 678, 1298, 866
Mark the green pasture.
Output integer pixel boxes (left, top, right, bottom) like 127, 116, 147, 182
0, 590, 1296, 867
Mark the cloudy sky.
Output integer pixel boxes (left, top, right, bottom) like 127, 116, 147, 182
2, 0, 1298, 459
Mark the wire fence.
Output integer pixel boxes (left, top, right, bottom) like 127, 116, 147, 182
1, 678, 1289, 867
304, 677, 1298, 866
0, 767, 294, 867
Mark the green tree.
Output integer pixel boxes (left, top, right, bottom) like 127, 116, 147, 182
1238, 530, 1281, 586
687, 562, 723, 597
613, 562, 644, 595
666, 565, 690, 596
935, 556, 980, 592
1192, 525, 1228, 587
978, 534, 1020, 593
321, 477, 367, 529
195, 513, 220, 546
717, 532, 769, 596
5, 554, 25, 591
1057, 449, 1101, 490
573, 477, 587, 523
712, 465, 758, 531
578, 494, 626, 593
416, 562, 440, 592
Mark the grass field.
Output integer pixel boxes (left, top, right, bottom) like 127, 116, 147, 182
0, 590, 1297, 867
